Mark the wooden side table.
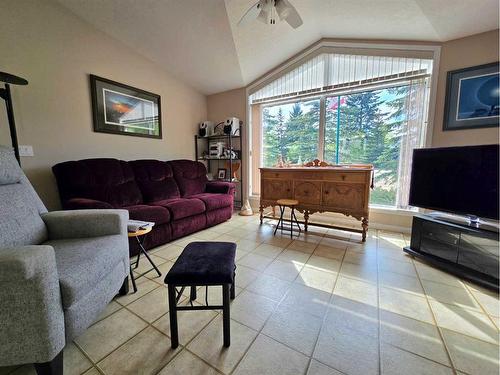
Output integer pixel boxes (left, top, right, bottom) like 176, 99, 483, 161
128, 227, 162, 293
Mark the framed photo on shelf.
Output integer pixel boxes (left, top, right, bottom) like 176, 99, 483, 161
217, 168, 227, 180
443, 62, 499, 131
90, 74, 162, 138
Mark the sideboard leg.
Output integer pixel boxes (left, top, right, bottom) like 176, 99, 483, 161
259, 205, 264, 224
304, 210, 309, 232
361, 218, 368, 242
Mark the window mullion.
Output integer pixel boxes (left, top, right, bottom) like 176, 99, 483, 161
318, 96, 326, 161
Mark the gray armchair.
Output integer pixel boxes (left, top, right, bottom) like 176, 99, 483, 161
0, 146, 130, 375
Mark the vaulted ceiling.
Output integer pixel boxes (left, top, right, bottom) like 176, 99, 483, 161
56, 0, 498, 95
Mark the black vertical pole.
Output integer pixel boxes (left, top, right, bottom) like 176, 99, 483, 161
3, 84, 21, 165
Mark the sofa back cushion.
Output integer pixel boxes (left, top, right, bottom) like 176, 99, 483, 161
52, 158, 143, 208
129, 160, 180, 202
0, 146, 48, 246
168, 160, 208, 197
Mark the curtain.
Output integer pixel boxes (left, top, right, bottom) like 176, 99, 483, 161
396, 78, 430, 209
250, 53, 433, 104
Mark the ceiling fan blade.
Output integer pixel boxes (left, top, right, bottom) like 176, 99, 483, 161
237, 1, 261, 26
283, 0, 303, 28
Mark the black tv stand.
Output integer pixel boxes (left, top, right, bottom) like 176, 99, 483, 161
404, 214, 499, 292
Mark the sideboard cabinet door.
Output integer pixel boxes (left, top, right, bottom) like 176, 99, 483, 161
322, 182, 365, 211
262, 179, 293, 200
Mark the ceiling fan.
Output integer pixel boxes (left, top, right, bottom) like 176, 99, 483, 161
238, 0, 303, 29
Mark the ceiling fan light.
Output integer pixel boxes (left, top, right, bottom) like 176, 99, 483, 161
275, 0, 291, 20
256, 8, 268, 24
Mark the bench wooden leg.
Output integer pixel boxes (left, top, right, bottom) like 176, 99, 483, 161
230, 272, 236, 300
222, 284, 231, 347
167, 284, 179, 348
190, 286, 197, 301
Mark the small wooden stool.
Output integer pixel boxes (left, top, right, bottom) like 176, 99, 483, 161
274, 199, 301, 238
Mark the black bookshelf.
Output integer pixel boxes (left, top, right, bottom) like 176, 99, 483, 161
195, 127, 243, 209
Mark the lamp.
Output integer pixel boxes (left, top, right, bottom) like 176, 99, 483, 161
0, 71, 28, 164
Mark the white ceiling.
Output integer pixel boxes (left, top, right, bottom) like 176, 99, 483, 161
56, 0, 498, 95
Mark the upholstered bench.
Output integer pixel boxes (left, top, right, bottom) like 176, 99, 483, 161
164, 241, 236, 348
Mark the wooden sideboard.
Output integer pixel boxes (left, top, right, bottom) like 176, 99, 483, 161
259, 165, 374, 241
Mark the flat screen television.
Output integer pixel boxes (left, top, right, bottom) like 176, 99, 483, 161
409, 144, 499, 220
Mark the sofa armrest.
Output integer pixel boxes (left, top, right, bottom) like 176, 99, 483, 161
205, 181, 236, 195
0, 246, 65, 365
42, 209, 129, 240
65, 197, 113, 210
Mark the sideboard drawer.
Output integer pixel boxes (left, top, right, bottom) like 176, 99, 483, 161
261, 171, 295, 180
329, 172, 366, 183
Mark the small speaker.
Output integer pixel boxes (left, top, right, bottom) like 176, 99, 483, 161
198, 121, 213, 137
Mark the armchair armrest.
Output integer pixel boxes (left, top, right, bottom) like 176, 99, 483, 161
42, 209, 129, 240
206, 181, 236, 195
65, 197, 113, 210
0, 246, 65, 365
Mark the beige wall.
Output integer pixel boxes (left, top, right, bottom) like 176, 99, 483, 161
206, 88, 246, 124
206, 88, 247, 201
432, 29, 499, 147
0, 0, 207, 210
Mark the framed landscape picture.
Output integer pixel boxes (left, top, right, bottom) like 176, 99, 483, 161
90, 75, 162, 138
443, 62, 499, 131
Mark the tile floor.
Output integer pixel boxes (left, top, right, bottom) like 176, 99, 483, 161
2, 214, 499, 375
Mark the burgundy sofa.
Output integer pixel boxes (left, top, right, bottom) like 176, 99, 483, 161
52, 158, 235, 255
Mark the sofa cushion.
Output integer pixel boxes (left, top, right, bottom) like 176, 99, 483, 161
154, 198, 205, 220
129, 160, 180, 202
168, 160, 208, 197
46, 235, 127, 308
189, 193, 233, 211
52, 159, 143, 208
126, 204, 171, 225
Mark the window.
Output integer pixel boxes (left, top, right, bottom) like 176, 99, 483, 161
262, 99, 319, 167
324, 85, 412, 206
252, 50, 433, 209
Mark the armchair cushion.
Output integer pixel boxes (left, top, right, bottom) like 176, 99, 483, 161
189, 193, 233, 211
205, 181, 235, 195
0, 245, 65, 365
42, 209, 128, 240
65, 198, 114, 210
45, 235, 128, 308
0, 146, 22, 185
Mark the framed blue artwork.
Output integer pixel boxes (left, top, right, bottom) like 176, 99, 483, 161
443, 62, 499, 131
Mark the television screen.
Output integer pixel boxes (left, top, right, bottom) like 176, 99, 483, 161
409, 144, 499, 220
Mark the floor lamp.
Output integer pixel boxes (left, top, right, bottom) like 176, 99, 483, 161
0, 71, 28, 165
